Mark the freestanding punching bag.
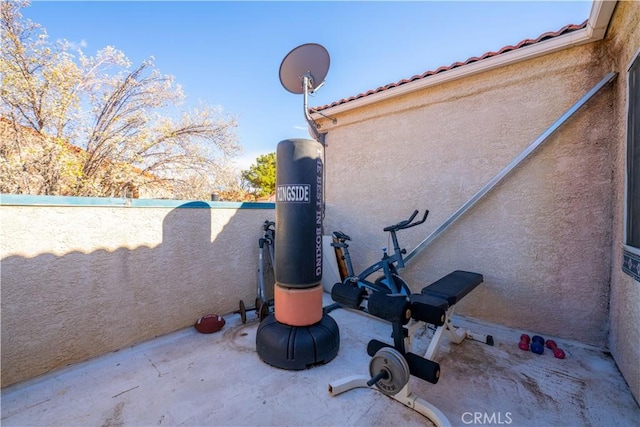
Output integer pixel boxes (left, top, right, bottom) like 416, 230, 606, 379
256, 139, 340, 370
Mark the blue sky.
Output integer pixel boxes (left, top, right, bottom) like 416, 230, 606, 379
22, 1, 593, 170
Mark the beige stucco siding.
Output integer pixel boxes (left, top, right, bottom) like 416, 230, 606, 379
603, 0, 640, 404
1, 203, 274, 387
320, 42, 614, 346
318, 1, 640, 402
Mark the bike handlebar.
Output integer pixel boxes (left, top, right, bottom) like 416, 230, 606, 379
383, 209, 429, 232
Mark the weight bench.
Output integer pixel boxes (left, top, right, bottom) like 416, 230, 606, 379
330, 289, 450, 426
328, 271, 492, 426
407, 270, 493, 360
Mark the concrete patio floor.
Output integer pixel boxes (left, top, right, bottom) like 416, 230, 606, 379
2, 294, 639, 427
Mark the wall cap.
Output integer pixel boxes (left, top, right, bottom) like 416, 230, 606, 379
0, 194, 275, 209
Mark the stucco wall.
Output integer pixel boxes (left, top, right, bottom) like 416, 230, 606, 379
604, 0, 640, 403
0, 197, 274, 387
319, 40, 615, 347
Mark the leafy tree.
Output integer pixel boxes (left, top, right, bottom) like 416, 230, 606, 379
242, 152, 276, 198
0, 1, 241, 198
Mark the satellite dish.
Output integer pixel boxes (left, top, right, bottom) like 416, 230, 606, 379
279, 43, 330, 94
279, 43, 333, 143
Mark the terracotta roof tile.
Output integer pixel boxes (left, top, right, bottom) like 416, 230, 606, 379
313, 21, 588, 112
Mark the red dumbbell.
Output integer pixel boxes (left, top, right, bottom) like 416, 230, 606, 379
518, 334, 530, 351
545, 340, 566, 359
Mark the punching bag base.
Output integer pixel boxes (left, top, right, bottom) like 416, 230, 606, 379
256, 313, 340, 370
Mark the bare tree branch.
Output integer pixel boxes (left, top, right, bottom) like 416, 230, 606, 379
1, 1, 242, 199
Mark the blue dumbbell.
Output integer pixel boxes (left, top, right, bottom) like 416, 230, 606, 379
530, 335, 545, 355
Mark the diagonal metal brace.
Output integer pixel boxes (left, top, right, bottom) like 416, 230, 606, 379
405, 71, 617, 265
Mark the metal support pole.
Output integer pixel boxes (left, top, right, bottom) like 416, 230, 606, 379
303, 74, 325, 144
405, 72, 617, 265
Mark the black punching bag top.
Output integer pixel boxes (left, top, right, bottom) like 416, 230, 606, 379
275, 139, 323, 288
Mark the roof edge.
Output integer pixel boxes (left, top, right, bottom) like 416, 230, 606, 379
312, 1, 615, 119
587, 0, 617, 39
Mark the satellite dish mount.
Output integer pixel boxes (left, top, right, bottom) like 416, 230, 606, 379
279, 43, 335, 144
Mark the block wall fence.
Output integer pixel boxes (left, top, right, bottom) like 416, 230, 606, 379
1, 195, 274, 387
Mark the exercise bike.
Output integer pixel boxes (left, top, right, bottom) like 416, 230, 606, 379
238, 220, 275, 323
331, 209, 428, 308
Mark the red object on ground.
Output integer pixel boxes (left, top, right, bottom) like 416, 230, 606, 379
194, 314, 225, 334
545, 340, 566, 359
518, 334, 530, 351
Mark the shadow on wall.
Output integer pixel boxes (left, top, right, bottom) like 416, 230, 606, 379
0, 201, 271, 387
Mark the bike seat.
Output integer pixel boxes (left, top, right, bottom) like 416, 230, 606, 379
333, 231, 351, 241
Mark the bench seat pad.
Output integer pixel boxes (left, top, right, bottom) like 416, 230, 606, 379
409, 293, 448, 326
421, 270, 483, 305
